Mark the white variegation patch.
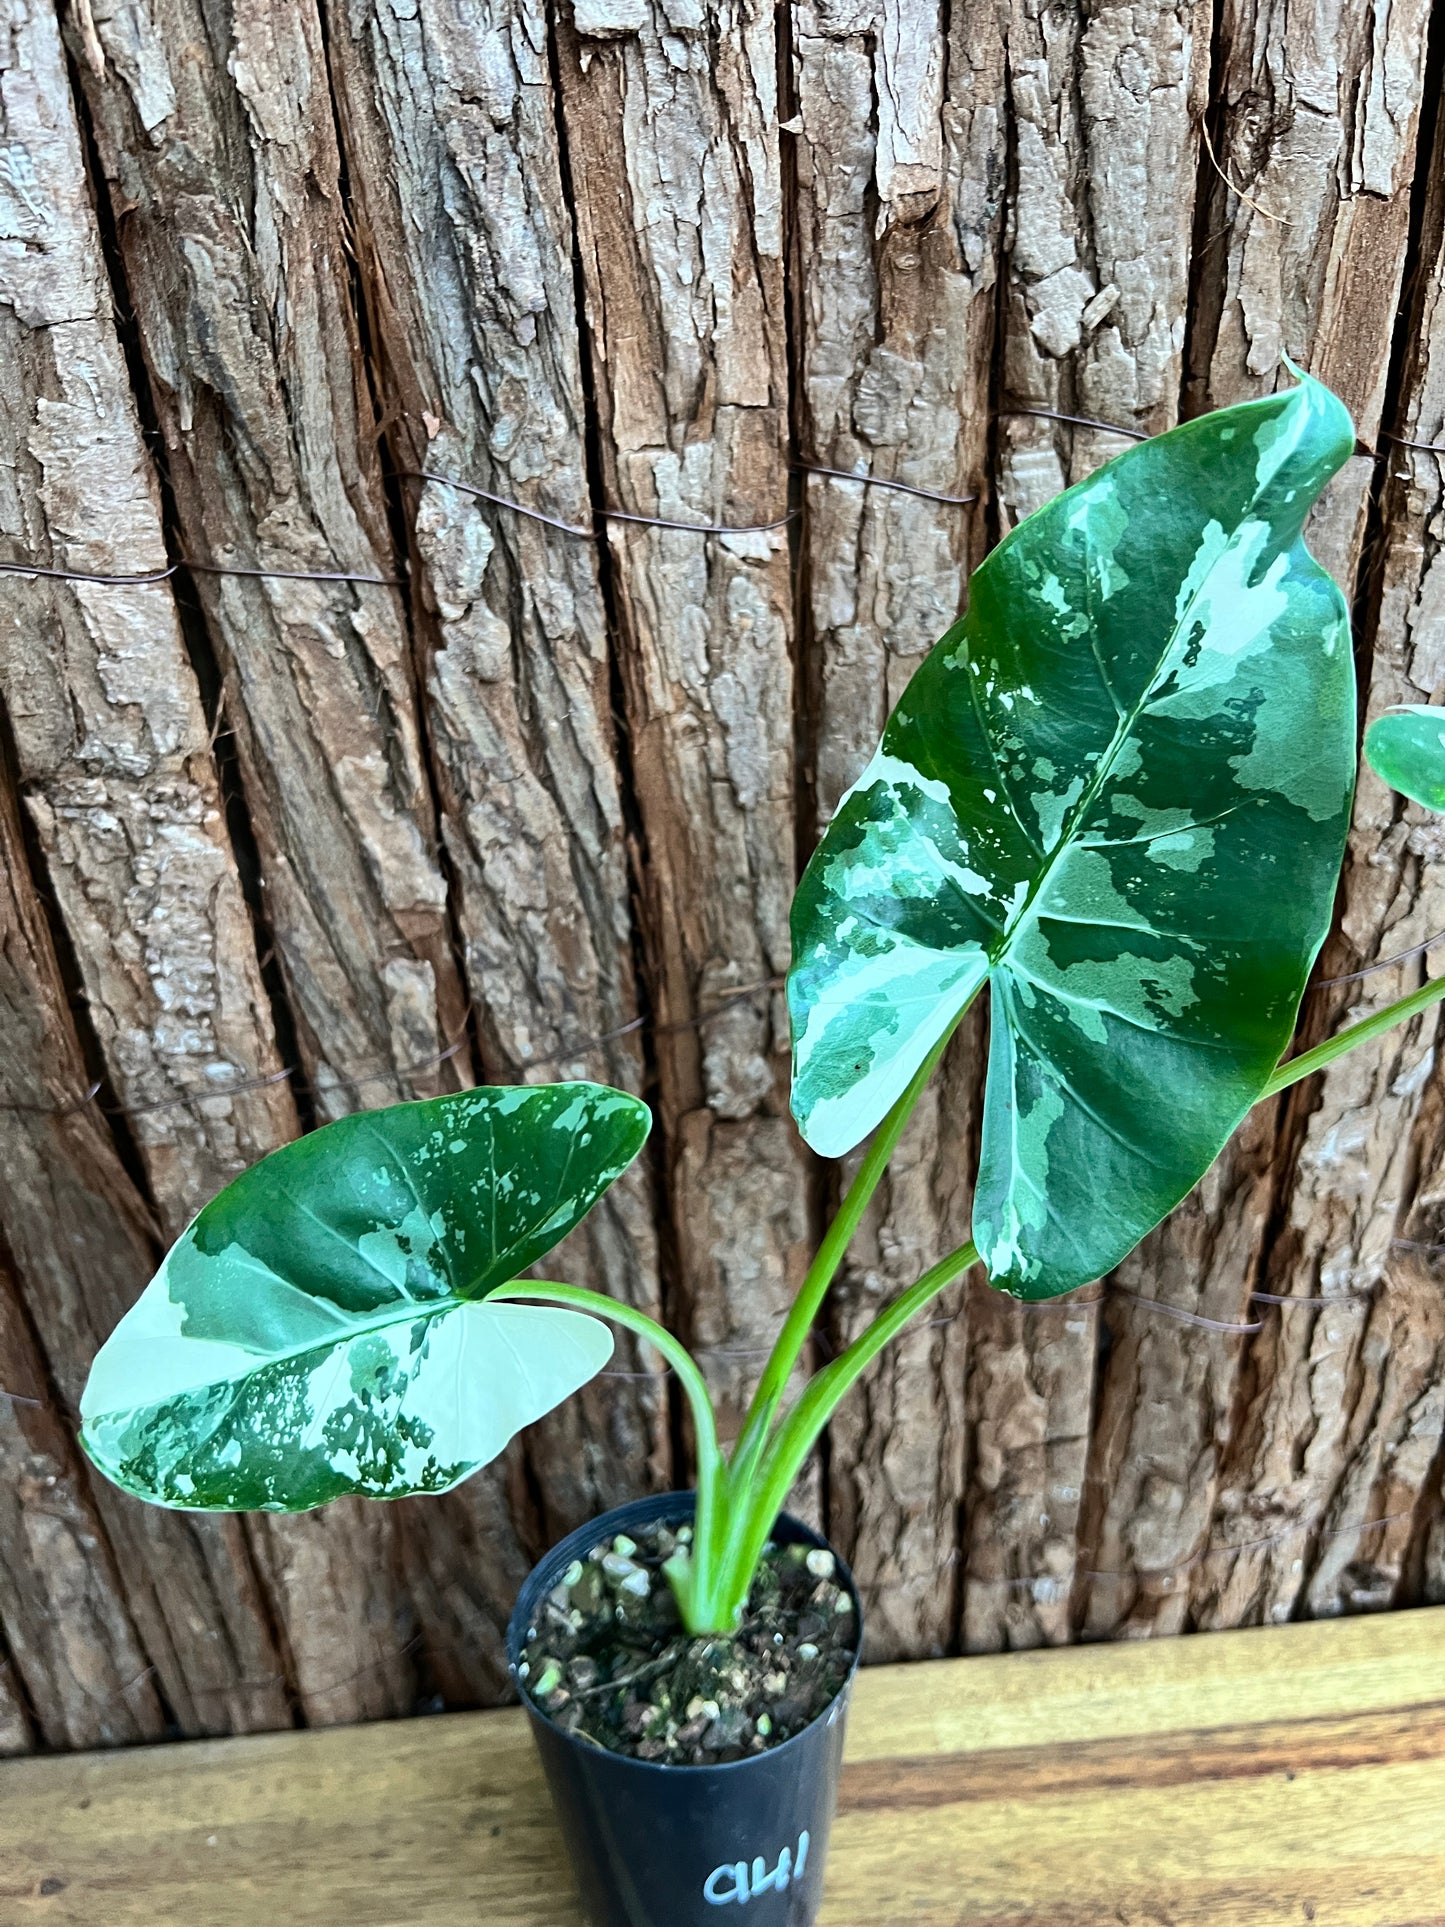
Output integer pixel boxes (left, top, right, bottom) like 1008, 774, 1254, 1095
82, 1294, 611, 1511
791, 931, 989, 1156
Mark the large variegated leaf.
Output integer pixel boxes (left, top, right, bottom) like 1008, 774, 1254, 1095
80, 1084, 650, 1509
1365, 706, 1445, 813
790, 375, 1356, 1297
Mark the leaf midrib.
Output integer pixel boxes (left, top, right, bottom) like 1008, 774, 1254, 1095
982, 466, 1282, 987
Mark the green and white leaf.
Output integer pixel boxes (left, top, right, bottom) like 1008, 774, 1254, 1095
790, 374, 1357, 1297
80, 1084, 650, 1509
1365, 706, 1445, 814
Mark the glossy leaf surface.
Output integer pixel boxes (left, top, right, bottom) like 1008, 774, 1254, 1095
790, 376, 1356, 1296
81, 1085, 650, 1509
1365, 707, 1445, 813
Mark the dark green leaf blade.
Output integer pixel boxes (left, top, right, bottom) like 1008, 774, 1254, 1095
1365, 707, 1445, 813
790, 375, 1357, 1296
80, 1084, 650, 1509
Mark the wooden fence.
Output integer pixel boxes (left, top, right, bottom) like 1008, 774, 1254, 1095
0, 0, 1442, 1751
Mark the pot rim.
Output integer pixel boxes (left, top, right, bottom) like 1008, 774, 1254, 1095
506, 1488, 863, 1777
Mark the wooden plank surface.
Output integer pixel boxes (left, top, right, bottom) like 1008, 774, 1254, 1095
4, 1609, 1443, 1925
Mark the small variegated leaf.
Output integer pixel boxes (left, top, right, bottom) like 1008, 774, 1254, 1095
80, 1084, 650, 1509
1365, 706, 1445, 814
790, 374, 1357, 1297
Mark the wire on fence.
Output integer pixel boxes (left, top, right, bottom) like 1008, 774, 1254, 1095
524, 977, 785, 1074
1312, 927, 1445, 986
0, 1079, 103, 1119
996, 405, 1150, 441
0, 1040, 467, 1124
1249, 1289, 1370, 1307
597, 1277, 1254, 1387
0, 477, 799, 595
0, 399, 1154, 608
793, 460, 980, 507
0, 977, 791, 1126
1084, 1505, 1421, 1586
0, 557, 405, 588
400, 469, 795, 539
1111, 1286, 1262, 1333
7, 398, 1435, 606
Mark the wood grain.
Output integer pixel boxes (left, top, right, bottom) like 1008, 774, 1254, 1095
3, 1606, 1442, 1925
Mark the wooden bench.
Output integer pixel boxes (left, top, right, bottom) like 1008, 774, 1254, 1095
4, 1608, 1443, 1924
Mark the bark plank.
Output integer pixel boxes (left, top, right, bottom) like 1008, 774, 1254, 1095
65, 0, 474, 1723
554, 0, 810, 1452
0, 0, 295, 1239
68, 0, 466, 1120
787, 0, 1005, 1645
791, 0, 1002, 821
0, 1260, 164, 1750
995, 0, 1211, 524
1084, 0, 1437, 1639
320, 0, 666, 1554
1194, 101, 1445, 1630
0, 738, 288, 1739
965, 0, 1209, 1651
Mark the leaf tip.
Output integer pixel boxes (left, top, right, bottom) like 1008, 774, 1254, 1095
1278, 355, 1356, 467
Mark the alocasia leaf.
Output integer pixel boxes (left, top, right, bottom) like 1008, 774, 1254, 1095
1365, 707, 1445, 813
80, 1084, 650, 1509
790, 373, 1357, 1297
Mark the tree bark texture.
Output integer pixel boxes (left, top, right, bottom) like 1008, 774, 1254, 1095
1082, 0, 1440, 1643
319, 0, 666, 1566
0, 0, 1442, 1747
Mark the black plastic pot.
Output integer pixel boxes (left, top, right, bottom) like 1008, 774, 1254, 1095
507, 1491, 861, 1927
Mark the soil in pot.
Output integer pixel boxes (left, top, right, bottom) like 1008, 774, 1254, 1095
517, 1520, 859, 1766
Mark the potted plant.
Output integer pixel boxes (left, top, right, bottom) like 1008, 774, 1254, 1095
78, 372, 1444, 1926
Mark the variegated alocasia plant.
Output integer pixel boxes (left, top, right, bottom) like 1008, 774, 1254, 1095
82, 372, 1445, 1637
